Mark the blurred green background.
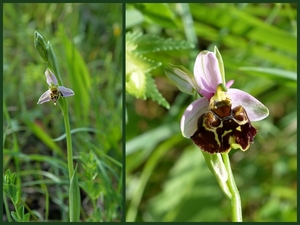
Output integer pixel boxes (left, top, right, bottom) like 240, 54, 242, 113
3, 3, 122, 221
126, 3, 296, 222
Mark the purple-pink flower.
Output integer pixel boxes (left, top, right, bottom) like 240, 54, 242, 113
37, 69, 74, 105
165, 48, 269, 153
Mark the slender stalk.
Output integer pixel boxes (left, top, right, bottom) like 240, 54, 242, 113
3, 194, 12, 222
222, 153, 243, 222
60, 100, 74, 180
34, 31, 79, 221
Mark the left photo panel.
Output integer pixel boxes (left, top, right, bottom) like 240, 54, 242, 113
3, 3, 123, 222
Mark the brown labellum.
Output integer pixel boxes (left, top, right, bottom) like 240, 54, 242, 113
191, 102, 257, 154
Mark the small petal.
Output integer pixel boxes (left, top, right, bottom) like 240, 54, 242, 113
164, 64, 199, 95
45, 69, 58, 86
194, 51, 223, 99
181, 97, 210, 138
58, 86, 75, 97
228, 88, 269, 121
37, 90, 51, 104
226, 80, 234, 89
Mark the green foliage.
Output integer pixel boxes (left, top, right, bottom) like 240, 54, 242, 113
3, 170, 19, 204
3, 170, 30, 222
3, 3, 122, 222
126, 31, 194, 109
69, 165, 80, 222
11, 205, 30, 222
126, 3, 296, 222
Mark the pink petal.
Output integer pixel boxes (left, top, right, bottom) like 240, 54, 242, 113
45, 69, 58, 86
37, 90, 51, 104
194, 51, 223, 99
181, 97, 210, 138
228, 88, 269, 121
58, 86, 75, 97
226, 80, 234, 89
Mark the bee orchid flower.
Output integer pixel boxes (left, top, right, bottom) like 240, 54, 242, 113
37, 69, 75, 105
165, 47, 269, 154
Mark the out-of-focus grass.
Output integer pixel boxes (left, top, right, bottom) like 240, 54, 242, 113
3, 3, 122, 222
126, 3, 296, 222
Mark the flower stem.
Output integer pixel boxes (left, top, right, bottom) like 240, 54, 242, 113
61, 100, 74, 179
34, 31, 80, 221
222, 153, 243, 222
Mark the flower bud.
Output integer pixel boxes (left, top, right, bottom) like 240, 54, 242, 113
164, 64, 198, 95
34, 31, 48, 62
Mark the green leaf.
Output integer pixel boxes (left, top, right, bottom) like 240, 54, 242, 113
69, 164, 81, 222
126, 53, 161, 98
145, 75, 170, 109
3, 184, 19, 204
58, 23, 91, 126
23, 118, 64, 157
11, 211, 19, 222
127, 31, 195, 54
126, 51, 161, 75
93, 207, 102, 221
126, 31, 193, 109
132, 3, 177, 28
126, 8, 144, 28
239, 66, 297, 81
18, 205, 25, 219
24, 213, 30, 222
126, 69, 146, 98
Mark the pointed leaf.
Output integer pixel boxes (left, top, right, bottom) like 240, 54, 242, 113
126, 70, 147, 98
11, 211, 19, 222
127, 32, 195, 54
126, 52, 161, 99
145, 74, 170, 109
133, 3, 177, 28
69, 164, 81, 222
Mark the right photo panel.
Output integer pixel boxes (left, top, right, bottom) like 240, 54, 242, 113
125, 3, 296, 222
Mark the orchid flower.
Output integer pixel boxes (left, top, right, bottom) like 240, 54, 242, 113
165, 47, 269, 154
37, 69, 75, 105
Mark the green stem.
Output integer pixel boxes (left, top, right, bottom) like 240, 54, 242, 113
3, 194, 12, 222
34, 31, 80, 221
12, 201, 20, 221
60, 100, 74, 179
222, 153, 243, 222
